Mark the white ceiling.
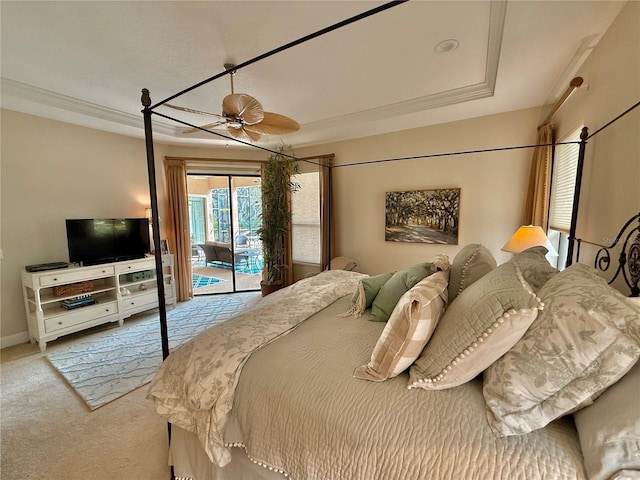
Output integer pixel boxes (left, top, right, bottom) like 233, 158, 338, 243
0, 1, 626, 149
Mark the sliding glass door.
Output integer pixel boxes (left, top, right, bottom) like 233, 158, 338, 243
187, 174, 263, 295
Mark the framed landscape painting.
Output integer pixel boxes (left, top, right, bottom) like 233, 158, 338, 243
385, 188, 460, 244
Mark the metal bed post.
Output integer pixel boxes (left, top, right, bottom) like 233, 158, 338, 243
565, 126, 589, 267
141, 89, 170, 360
328, 162, 333, 270
141, 88, 174, 480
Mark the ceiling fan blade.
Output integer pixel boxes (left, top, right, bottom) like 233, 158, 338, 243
164, 103, 224, 119
244, 112, 300, 135
223, 94, 264, 125
227, 126, 262, 143
182, 121, 225, 134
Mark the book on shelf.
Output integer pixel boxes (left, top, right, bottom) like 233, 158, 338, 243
62, 295, 98, 310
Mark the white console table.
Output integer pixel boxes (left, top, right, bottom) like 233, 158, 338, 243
21, 255, 176, 352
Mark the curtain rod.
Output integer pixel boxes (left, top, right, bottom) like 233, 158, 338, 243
165, 156, 265, 164
172, 154, 335, 169
538, 77, 583, 129
299, 153, 335, 161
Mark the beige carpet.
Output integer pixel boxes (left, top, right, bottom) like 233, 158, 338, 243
0, 293, 259, 480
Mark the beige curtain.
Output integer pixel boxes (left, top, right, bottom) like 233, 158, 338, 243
318, 155, 334, 270
523, 123, 554, 228
164, 158, 193, 301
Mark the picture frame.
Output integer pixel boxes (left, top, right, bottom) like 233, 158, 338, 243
385, 188, 460, 244
160, 239, 170, 255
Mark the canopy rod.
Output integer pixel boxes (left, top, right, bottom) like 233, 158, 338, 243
334, 141, 580, 168
150, 0, 408, 110
587, 99, 640, 139
151, 109, 323, 166
538, 77, 583, 129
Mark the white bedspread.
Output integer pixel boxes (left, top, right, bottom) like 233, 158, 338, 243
147, 270, 365, 466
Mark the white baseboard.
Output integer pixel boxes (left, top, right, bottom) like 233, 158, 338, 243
1, 331, 30, 350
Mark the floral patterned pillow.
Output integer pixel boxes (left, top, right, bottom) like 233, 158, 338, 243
483, 263, 640, 437
510, 246, 559, 292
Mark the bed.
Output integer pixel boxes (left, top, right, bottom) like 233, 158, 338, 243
138, 5, 640, 479
147, 216, 640, 480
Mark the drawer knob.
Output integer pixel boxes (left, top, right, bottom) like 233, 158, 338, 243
53, 278, 58, 281
58, 321, 63, 325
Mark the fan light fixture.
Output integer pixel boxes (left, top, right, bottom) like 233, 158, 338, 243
501, 225, 558, 256
164, 63, 299, 143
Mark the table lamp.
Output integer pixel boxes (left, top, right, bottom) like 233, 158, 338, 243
501, 225, 558, 256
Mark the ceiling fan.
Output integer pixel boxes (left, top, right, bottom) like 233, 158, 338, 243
165, 64, 300, 143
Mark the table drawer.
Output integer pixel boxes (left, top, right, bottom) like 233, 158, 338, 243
45, 301, 118, 333
118, 259, 155, 273
121, 291, 158, 312
39, 266, 115, 287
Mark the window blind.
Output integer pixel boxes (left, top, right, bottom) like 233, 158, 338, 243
549, 128, 581, 233
291, 171, 321, 264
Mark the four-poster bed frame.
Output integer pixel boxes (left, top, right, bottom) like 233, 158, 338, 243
140, 2, 640, 478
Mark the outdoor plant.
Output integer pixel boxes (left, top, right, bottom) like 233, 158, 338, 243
257, 144, 300, 292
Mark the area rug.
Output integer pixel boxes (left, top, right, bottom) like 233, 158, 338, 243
192, 274, 222, 289
46, 293, 260, 410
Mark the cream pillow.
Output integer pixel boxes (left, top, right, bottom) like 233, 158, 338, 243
574, 359, 640, 480
354, 270, 449, 382
448, 243, 496, 303
483, 264, 640, 437
409, 260, 542, 390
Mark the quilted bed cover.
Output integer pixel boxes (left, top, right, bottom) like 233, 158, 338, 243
152, 270, 587, 479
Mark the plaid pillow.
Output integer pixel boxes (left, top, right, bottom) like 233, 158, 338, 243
354, 270, 449, 382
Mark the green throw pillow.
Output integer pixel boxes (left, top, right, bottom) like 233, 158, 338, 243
341, 272, 394, 317
353, 272, 394, 308
370, 262, 433, 322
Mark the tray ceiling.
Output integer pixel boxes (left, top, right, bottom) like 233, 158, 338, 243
0, 1, 626, 148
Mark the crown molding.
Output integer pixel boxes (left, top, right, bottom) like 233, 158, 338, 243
305, 0, 506, 131
1, 77, 178, 137
1, 1, 506, 144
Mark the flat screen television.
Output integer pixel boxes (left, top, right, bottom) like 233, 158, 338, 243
66, 218, 150, 266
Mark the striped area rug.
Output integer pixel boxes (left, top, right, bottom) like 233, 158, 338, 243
46, 292, 260, 410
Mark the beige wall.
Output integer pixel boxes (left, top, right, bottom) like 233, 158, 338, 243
0, 111, 259, 347
298, 107, 541, 275
547, 0, 639, 252
0, 112, 158, 345
2, 108, 540, 346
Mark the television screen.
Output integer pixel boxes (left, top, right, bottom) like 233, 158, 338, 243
66, 218, 150, 266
